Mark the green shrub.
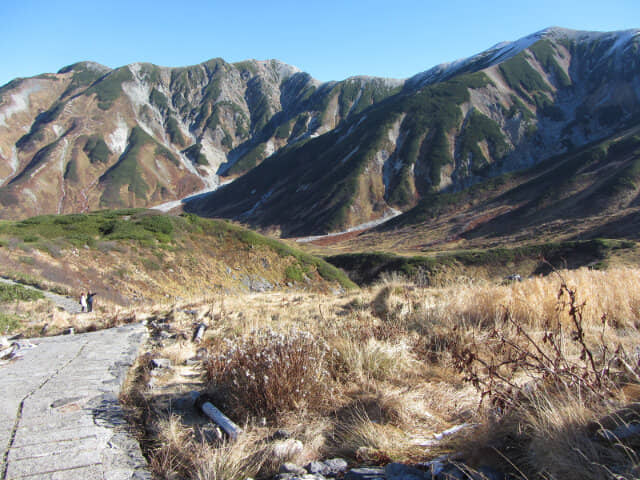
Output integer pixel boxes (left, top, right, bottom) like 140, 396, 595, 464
83, 135, 111, 164
285, 264, 305, 282
0, 313, 21, 334
0, 283, 44, 302
183, 144, 209, 166
137, 214, 174, 235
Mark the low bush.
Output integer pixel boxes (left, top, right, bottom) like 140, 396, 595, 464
206, 328, 335, 418
0, 312, 21, 334
0, 283, 44, 302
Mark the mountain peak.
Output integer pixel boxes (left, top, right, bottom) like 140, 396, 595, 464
407, 26, 640, 90
57, 61, 111, 75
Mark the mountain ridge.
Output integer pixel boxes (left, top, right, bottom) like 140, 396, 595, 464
1, 27, 639, 243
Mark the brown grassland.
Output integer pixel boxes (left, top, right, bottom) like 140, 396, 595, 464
116, 266, 640, 480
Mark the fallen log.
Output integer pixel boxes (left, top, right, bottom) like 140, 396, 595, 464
194, 394, 242, 440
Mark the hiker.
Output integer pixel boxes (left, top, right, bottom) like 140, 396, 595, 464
87, 291, 97, 312
79, 292, 87, 313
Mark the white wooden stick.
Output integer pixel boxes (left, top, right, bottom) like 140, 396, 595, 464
200, 401, 242, 440
193, 323, 207, 343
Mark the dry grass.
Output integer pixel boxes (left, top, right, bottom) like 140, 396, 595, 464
121, 266, 640, 479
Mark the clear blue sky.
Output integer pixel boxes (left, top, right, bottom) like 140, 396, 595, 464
0, 0, 638, 87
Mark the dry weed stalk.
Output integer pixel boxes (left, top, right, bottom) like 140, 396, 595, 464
453, 271, 640, 412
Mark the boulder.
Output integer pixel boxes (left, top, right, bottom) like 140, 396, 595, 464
272, 439, 304, 461
386, 462, 429, 479
280, 463, 307, 476
344, 467, 386, 480
307, 458, 348, 476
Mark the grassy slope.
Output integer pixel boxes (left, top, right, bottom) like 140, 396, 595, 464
0, 210, 355, 307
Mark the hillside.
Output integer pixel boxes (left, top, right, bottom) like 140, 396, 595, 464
0, 210, 354, 307
185, 27, 640, 236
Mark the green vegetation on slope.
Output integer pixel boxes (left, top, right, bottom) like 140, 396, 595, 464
499, 52, 550, 99
99, 127, 151, 206
388, 72, 492, 203
0, 210, 356, 290
183, 144, 209, 166
58, 62, 109, 98
166, 117, 187, 148
227, 143, 266, 175
458, 109, 508, 173
326, 239, 635, 285
83, 135, 111, 164
85, 67, 134, 110
150, 88, 169, 112
529, 40, 572, 88
0, 283, 44, 302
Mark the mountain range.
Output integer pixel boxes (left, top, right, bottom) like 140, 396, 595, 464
1, 27, 639, 241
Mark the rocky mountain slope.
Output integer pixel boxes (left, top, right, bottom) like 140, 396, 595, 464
185, 27, 640, 236
1, 27, 639, 239
0, 57, 400, 219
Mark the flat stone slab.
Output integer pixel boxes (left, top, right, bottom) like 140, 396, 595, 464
0, 324, 150, 479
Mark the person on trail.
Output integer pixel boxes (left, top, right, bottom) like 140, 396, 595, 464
79, 292, 87, 313
87, 291, 97, 312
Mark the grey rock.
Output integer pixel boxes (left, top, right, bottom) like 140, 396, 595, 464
272, 428, 292, 440
386, 462, 428, 479
344, 467, 386, 480
272, 438, 304, 460
276, 475, 326, 480
171, 391, 200, 410
307, 458, 348, 476
280, 462, 308, 475
150, 357, 172, 369
194, 425, 223, 443
307, 461, 326, 475
435, 463, 509, 480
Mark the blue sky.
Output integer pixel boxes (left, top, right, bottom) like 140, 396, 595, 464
0, 0, 638, 87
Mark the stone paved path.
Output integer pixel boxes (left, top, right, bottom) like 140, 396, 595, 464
0, 278, 82, 314
0, 324, 150, 479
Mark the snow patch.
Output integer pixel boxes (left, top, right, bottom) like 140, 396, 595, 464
341, 146, 359, 164
30, 161, 48, 179
408, 27, 640, 90
0, 81, 43, 127
265, 139, 275, 157
57, 138, 69, 213
52, 124, 63, 137
23, 188, 38, 206
108, 115, 129, 155
10, 146, 18, 176
295, 207, 402, 243
0, 145, 19, 186
151, 179, 235, 212
240, 188, 274, 219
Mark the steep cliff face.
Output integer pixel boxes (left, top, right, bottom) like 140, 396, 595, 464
186, 28, 640, 236
0, 58, 400, 219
